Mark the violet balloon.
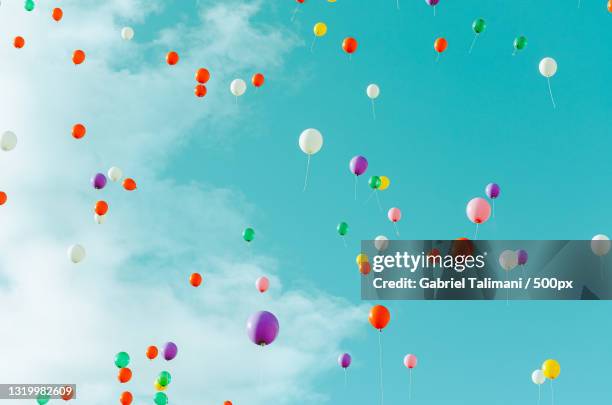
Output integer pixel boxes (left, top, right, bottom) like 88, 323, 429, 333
92, 173, 107, 189
246, 310, 279, 346
338, 353, 351, 368
517, 249, 528, 265
349, 156, 368, 176
163, 342, 178, 361
425, 0, 439, 5
485, 183, 500, 199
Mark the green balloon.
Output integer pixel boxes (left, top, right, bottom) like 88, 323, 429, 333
37, 395, 50, 405
24, 0, 35, 11
368, 176, 381, 189
243, 227, 255, 242
472, 18, 486, 34
115, 351, 130, 368
337, 222, 349, 236
154, 392, 168, 405
513, 36, 527, 50
158, 371, 171, 387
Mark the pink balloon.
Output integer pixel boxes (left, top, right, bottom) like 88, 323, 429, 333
466, 197, 491, 224
404, 354, 418, 369
388, 207, 402, 223
255, 276, 269, 293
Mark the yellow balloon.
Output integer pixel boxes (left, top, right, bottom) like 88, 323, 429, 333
313, 22, 327, 37
379, 176, 390, 191
154, 381, 167, 391
328, 0, 337, 2
356, 253, 369, 265
542, 359, 560, 380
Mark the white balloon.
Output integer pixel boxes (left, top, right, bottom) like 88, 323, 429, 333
67, 244, 86, 263
591, 234, 611, 256
94, 213, 105, 224
374, 235, 389, 252
498, 250, 518, 271
108, 166, 123, 182
1, 131, 17, 151
230, 79, 247, 97
366, 84, 380, 99
121, 27, 135, 41
298, 128, 323, 155
531, 369, 546, 385
539, 57, 557, 78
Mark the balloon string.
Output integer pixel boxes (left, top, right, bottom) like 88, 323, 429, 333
492, 199, 495, 219
434, 5, 436, 16
354, 176, 357, 201
375, 190, 383, 213
365, 190, 375, 204
435, 53, 440, 63
468, 34, 478, 54
235, 95, 238, 105
547, 78, 556, 109
396, 0, 400, 10
310, 37, 317, 53
409, 369, 412, 400
303, 154, 311, 192
506, 270, 510, 305
474, 223, 479, 240
538, 383, 541, 405
378, 331, 384, 405
393, 222, 400, 237
342, 236, 347, 248
512, 49, 517, 56
551, 379, 554, 405
371, 99, 376, 120
290, 5, 299, 22
578, 0, 581, 8
344, 368, 347, 387
601, 256, 604, 280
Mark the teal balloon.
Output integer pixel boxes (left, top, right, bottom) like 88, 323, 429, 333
337, 222, 349, 236
513, 36, 527, 50
115, 351, 130, 368
36, 395, 50, 405
158, 370, 171, 387
368, 176, 381, 189
24, 0, 35, 11
243, 227, 255, 242
472, 18, 486, 34
154, 392, 168, 405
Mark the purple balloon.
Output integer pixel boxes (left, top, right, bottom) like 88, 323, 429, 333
517, 250, 528, 266
485, 183, 500, 199
425, 0, 439, 5
349, 156, 368, 176
338, 353, 351, 368
246, 311, 279, 346
92, 173, 107, 189
163, 342, 178, 361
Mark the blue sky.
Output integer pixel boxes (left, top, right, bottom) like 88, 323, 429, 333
0, 0, 611, 404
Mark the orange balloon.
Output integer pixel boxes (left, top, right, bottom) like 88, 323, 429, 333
119, 391, 133, 405
434, 37, 447, 53
195, 68, 210, 84
194, 84, 207, 98
94, 200, 108, 216
118, 367, 132, 383
13, 36, 25, 49
251, 73, 265, 87
166, 51, 179, 65
342, 37, 358, 54
608, 0, 612, 12
368, 305, 390, 330
123, 178, 137, 191
72, 123, 86, 139
52, 8, 63, 21
146, 345, 158, 360
224, 401, 233, 405
72, 49, 86, 65
190, 272, 203, 287
359, 261, 371, 275
0, 192, 6, 206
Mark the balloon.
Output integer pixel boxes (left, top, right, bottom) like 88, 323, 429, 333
338, 353, 351, 368
72, 50, 86, 65
190, 272, 203, 287
163, 342, 178, 361
123, 178, 137, 191
356, 253, 369, 265
118, 367, 132, 383
369, 176, 381, 189
121, 27, 134, 41
158, 371, 171, 387
466, 197, 491, 224
94, 213, 105, 224
485, 183, 500, 199
513, 36, 527, 51
369, 305, 390, 330
542, 359, 560, 380
115, 351, 130, 368
591, 234, 611, 256
517, 249, 528, 265
472, 18, 486, 34
374, 235, 389, 252
404, 354, 418, 369
434, 37, 447, 53
349, 156, 368, 176
609, 0, 612, 12
92, 173, 107, 190
25, 0, 34, 11
313, 22, 327, 37
72, 123, 86, 139
256, 276, 269, 293
366, 84, 380, 99
539, 57, 557, 78
342, 37, 358, 54
359, 261, 371, 275
378, 176, 390, 191
95, 200, 109, 216
531, 369, 545, 385
195, 68, 210, 84
0, 191, 6, 205
337, 222, 349, 236
194, 85, 207, 98
224, 402, 233, 405
246, 310, 279, 346
1, 131, 17, 151
146, 345, 158, 360
425, 0, 439, 5
120, 391, 133, 405
154, 392, 168, 405
67, 244, 86, 263
154, 381, 166, 391
498, 250, 518, 271
13, 36, 25, 49
299, 128, 323, 155
52, 7, 63, 21
230, 79, 247, 97
252, 73, 265, 87
104, 168, 121, 183
243, 227, 255, 242
37, 395, 49, 405
388, 207, 401, 223
166, 51, 179, 65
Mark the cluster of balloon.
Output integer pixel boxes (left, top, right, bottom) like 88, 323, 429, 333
425, 0, 439, 16
387, 207, 402, 237
513, 36, 527, 55
539, 57, 558, 108
591, 234, 610, 279
311, 22, 327, 52
342, 37, 358, 59
13, 36, 25, 49
291, 0, 305, 22
166, 51, 179, 66
349, 155, 368, 200
67, 244, 86, 264
72, 49, 85, 65
403, 354, 418, 399
256, 276, 269, 293
230, 78, 246, 103
115, 352, 133, 404
485, 183, 500, 218
337, 353, 351, 385
299, 128, 323, 191
469, 18, 486, 54
246, 310, 279, 346
466, 197, 491, 239
1, 131, 17, 151
52, 7, 63, 21
190, 272, 202, 287
434, 37, 447, 61
369, 305, 391, 405
356, 253, 371, 275
366, 84, 380, 119
121, 27, 135, 41
337, 222, 349, 246
194, 68, 210, 98
243, 227, 255, 243
532, 359, 560, 404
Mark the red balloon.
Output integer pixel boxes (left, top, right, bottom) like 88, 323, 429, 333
342, 37, 358, 54
434, 37, 447, 53
120, 391, 133, 405
368, 305, 390, 330
359, 261, 371, 275
123, 178, 137, 191
13, 36, 25, 49
72, 49, 86, 65
296, 0, 305, 3
190, 272, 202, 287
0, 191, 7, 206
118, 367, 132, 383
52, 8, 63, 22
72, 123, 86, 139
195, 68, 210, 84
251, 73, 265, 87
224, 402, 233, 405
166, 51, 179, 65
146, 345, 158, 360
194, 84, 207, 98
94, 200, 108, 216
